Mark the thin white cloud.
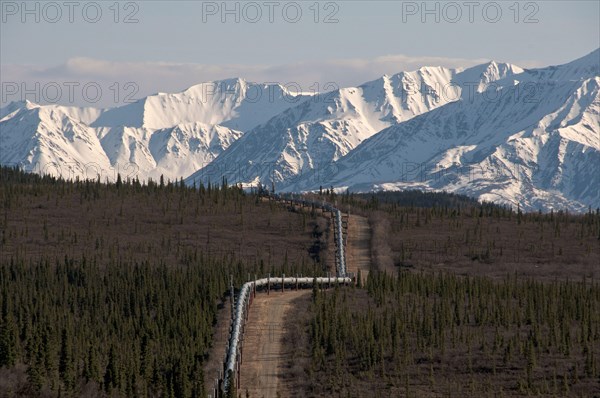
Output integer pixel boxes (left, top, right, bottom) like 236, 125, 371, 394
1, 54, 541, 108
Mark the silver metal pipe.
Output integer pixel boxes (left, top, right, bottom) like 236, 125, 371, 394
222, 193, 350, 393
222, 276, 351, 392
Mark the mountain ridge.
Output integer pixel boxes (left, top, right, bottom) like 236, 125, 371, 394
1, 49, 598, 211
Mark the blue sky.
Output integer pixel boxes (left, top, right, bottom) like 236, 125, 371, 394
1, 1, 599, 106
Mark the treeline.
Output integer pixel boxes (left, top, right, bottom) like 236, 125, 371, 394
307, 272, 600, 396
1, 166, 246, 209
312, 188, 509, 215
348, 190, 495, 211
314, 187, 599, 223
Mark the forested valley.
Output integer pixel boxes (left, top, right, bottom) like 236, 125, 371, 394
0, 167, 326, 397
1, 169, 599, 397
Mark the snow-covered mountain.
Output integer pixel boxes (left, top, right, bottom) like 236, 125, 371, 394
95, 122, 243, 181
286, 49, 600, 211
93, 78, 309, 131
0, 101, 244, 182
185, 62, 523, 188
1, 50, 598, 211
0, 102, 112, 179
0, 78, 305, 182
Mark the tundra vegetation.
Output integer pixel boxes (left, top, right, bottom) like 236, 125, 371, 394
0, 167, 327, 397
0, 170, 598, 397
284, 190, 600, 397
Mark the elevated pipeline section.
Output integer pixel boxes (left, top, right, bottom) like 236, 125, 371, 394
270, 193, 348, 278
212, 194, 351, 396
